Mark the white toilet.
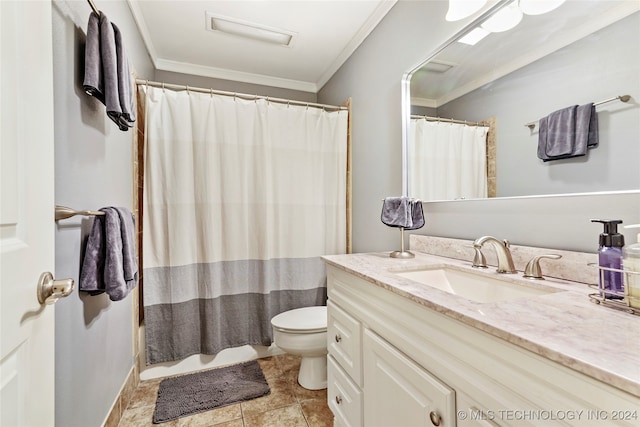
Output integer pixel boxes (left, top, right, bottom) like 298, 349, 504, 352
271, 305, 328, 390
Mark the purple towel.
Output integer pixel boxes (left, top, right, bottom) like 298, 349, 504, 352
381, 197, 424, 230
79, 207, 138, 301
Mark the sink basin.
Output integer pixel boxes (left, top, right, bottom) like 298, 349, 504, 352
393, 266, 558, 303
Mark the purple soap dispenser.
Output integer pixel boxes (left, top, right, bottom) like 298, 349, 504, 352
591, 219, 625, 299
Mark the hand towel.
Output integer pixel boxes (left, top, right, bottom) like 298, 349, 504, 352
79, 207, 138, 301
79, 210, 106, 296
83, 12, 135, 131
111, 22, 136, 129
537, 103, 598, 162
538, 105, 577, 159
381, 197, 425, 230
83, 12, 104, 104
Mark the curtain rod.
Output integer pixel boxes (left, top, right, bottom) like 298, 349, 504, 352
135, 79, 348, 111
524, 94, 631, 129
87, 0, 99, 15
411, 115, 489, 127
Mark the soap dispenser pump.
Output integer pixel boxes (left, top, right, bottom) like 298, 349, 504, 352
591, 219, 624, 300
623, 224, 640, 309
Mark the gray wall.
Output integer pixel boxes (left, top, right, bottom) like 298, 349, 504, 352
319, 0, 640, 253
319, 0, 470, 253
438, 12, 640, 197
52, 1, 152, 426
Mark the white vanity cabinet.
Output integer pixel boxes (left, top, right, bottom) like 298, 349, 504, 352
325, 264, 640, 427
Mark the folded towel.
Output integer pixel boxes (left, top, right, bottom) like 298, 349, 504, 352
111, 22, 136, 129
83, 12, 104, 103
537, 103, 598, 162
79, 207, 138, 301
381, 197, 425, 230
83, 12, 135, 131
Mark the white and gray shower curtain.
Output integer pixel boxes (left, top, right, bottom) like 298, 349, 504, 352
409, 119, 488, 201
139, 86, 348, 365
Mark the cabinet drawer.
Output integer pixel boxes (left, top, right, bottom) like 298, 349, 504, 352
328, 355, 363, 427
327, 300, 362, 386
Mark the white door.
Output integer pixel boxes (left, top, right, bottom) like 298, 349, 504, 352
1, 1, 57, 426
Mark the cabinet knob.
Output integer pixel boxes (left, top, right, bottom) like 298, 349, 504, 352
429, 411, 441, 426
335, 395, 343, 405
334, 334, 342, 343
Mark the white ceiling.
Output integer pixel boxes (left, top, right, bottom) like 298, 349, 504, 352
128, 0, 397, 93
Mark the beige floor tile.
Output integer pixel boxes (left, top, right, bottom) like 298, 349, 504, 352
127, 378, 162, 409
118, 404, 179, 427
256, 356, 284, 380
241, 377, 297, 416
243, 404, 308, 427
177, 404, 242, 427
291, 381, 327, 402
300, 399, 333, 427
274, 354, 301, 383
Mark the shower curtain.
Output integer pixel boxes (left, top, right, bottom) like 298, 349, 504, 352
139, 86, 348, 365
409, 119, 488, 201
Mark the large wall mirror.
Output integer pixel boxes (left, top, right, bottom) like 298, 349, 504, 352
402, 0, 639, 202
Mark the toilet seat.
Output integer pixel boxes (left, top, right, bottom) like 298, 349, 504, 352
271, 306, 327, 334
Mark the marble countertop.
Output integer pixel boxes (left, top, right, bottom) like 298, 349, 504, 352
322, 251, 640, 398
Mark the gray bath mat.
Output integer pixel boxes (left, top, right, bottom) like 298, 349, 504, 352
153, 360, 270, 423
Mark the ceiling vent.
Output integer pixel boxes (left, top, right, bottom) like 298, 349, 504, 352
422, 60, 456, 73
205, 12, 295, 47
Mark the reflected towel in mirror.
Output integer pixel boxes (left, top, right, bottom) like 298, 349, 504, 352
537, 103, 598, 162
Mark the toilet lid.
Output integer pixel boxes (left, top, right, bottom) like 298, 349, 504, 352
271, 306, 327, 332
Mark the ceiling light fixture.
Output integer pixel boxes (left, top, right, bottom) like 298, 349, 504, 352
519, 0, 566, 16
480, 1, 523, 33
206, 12, 295, 47
446, 0, 488, 21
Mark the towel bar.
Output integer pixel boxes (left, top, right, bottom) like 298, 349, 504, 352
525, 94, 631, 129
55, 205, 105, 221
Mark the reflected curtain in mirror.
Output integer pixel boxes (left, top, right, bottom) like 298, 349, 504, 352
409, 119, 489, 201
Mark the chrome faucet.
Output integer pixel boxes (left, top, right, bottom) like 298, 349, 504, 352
472, 236, 517, 274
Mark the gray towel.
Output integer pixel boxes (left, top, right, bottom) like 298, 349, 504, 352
537, 103, 598, 162
381, 197, 424, 230
79, 207, 138, 301
83, 12, 135, 131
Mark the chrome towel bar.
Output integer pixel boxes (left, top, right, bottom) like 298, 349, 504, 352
525, 94, 631, 129
55, 206, 105, 221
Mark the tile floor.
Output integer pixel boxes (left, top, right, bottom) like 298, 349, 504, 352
118, 354, 334, 427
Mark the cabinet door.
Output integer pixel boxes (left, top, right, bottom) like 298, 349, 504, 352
364, 329, 456, 427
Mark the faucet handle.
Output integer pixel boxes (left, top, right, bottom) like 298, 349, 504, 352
471, 247, 488, 269
523, 254, 562, 279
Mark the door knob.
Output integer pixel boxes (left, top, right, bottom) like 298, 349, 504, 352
37, 272, 74, 305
